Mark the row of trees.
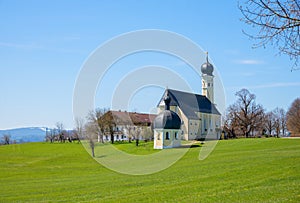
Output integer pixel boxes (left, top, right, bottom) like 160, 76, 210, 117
45, 122, 80, 143
224, 88, 300, 138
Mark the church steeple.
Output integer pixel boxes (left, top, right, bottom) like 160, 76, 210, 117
201, 52, 214, 103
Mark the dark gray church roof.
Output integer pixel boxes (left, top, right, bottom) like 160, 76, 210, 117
157, 89, 221, 119
153, 110, 181, 129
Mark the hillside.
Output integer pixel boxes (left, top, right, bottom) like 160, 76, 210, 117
0, 127, 47, 143
0, 139, 300, 202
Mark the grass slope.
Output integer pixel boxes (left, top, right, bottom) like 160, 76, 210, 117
0, 139, 300, 202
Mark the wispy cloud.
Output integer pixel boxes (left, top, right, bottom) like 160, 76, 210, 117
240, 72, 256, 77
224, 49, 240, 55
63, 36, 81, 41
234, 59, 265, 65
228, 82, 300, 90
0, 41, 84, 54
250, 82, 300, 89
0, 42, 41, 49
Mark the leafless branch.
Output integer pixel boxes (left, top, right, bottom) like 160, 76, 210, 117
239, 0, 300, 69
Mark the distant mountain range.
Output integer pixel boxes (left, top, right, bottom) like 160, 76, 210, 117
0, 127, 48, 143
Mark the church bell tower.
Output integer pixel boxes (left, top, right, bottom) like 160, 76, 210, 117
201, 52, 214, 103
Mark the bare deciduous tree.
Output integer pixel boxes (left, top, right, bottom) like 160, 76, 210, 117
124, 125, 135, 143
87, 108, 110, 143
287, 98, 300, 135
55, 122, 65, 142
45, 128, 56, 143
239, 0, 300, 67
273, 107, 287, 137
228, 89, 265, 138
223, 110, 239, 138
141, 126, 153, 142
273, 109, 281, 137
264, 108, 287, 137
84, 121, 98, 157
1, 134, 11, 145
133, 126, 142, 146
73, 117, 84, 143
105, 111, 118, 144
278, 108, 287, 136
264, 111, 275, 136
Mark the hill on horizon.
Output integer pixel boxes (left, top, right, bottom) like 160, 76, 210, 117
0, 127, 47, 143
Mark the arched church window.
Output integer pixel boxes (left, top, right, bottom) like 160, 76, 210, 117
175, 132, 178, 140
166, 132, 170, 140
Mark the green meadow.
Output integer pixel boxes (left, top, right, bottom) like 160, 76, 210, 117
1, 138, 300, 202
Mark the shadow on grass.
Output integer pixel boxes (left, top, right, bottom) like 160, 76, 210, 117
177, 143, 201, 148
96, 155, 107, 158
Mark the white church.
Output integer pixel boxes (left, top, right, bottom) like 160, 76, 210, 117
153, 54, 221, 149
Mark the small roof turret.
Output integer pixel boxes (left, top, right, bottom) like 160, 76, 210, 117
153, 90, 181, 130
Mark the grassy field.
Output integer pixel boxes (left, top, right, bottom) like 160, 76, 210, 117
0, 138, 300, 202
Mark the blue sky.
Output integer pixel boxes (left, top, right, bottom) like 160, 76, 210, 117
0, 0, 299, 129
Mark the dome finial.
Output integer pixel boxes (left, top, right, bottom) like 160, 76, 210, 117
206, 51, 209, 63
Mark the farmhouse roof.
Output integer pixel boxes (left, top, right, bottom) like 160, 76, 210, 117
110, 110, 157, 126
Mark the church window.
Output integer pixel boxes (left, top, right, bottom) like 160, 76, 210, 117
157, 133, 161, 140
208, 83, 210, 87
175, 132, 178, 140
166, 132, 170, 140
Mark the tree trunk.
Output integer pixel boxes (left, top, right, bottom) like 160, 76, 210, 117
91, 147, 95, 157
111, 134, 114, 144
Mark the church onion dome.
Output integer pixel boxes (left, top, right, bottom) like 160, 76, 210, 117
153, 110, 181, 129
201, 52, 214, 76
153, 90, 181, 129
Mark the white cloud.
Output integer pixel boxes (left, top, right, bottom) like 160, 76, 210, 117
224, 49, 240, 55
0, 41, 84, 54
250, 82, 300, 89
241, 72, 256, 77
228, 82, 300, 90
0, 42, 40, 49
234, 59, 265, 65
